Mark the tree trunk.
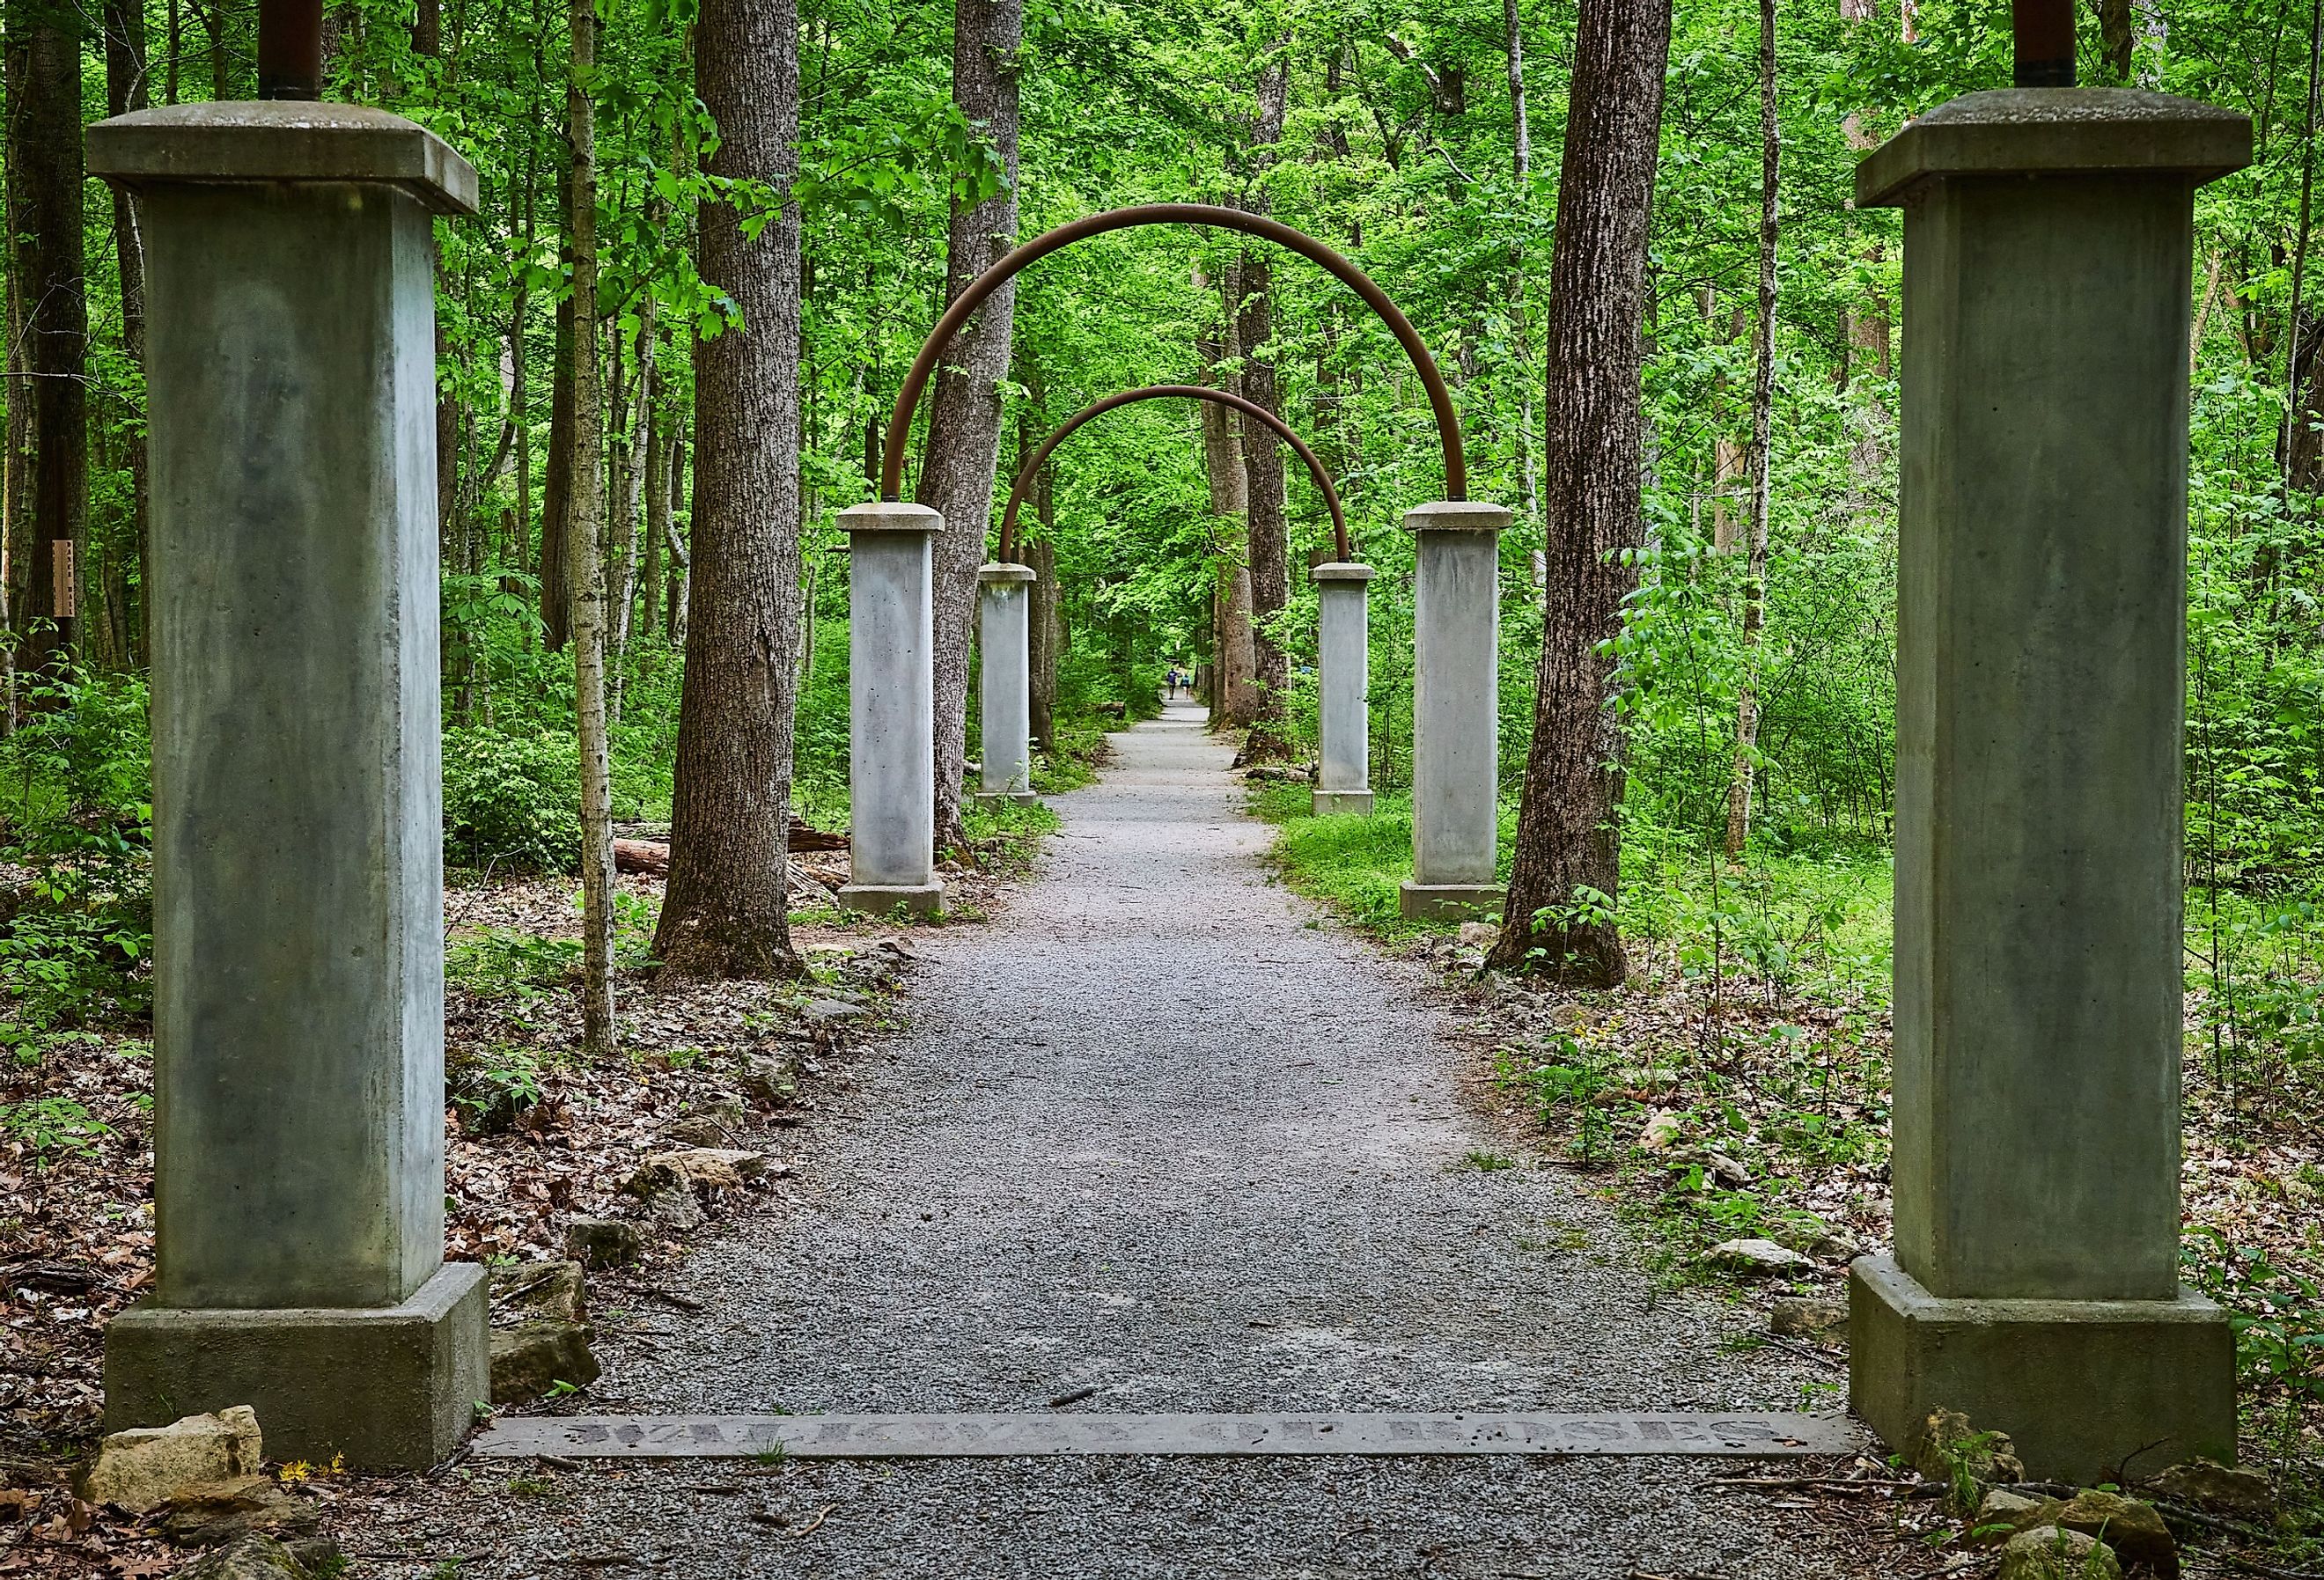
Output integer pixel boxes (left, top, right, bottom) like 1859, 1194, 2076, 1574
1488, 0, 1673, 983
1505, 0, 1541, 534
666, 423, 689, 643
1194, 263, 1257, 728
641, 400, 668, 646
566, 0, 617, 1057
1721, 0, 1780, 862
651, 0, 806, 980
106, 0, 151, 665
4, 0, 87, 672
541, 282, 575, 649
916, 0, 1023, 853
1026, 524, 1058, 747
1234, 46, 1292, 759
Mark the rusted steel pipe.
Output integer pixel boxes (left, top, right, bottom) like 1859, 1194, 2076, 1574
258, 0, 325, 99
885, 203, 1466, 504
997, 385, 1351, 566
2012, 0, 2076, 86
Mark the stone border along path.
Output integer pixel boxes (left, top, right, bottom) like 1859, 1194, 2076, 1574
418, 704, 1873, 1578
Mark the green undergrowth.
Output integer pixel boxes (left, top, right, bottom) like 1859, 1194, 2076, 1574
1248, 783, 1516, 934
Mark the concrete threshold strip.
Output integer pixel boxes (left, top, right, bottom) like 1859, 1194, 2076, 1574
474, 1410, 1857, 1460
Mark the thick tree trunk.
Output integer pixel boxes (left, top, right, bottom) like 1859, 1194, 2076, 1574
566, 0, 617, 1055
106, 0, 151, 665
1488, 0, 1673, 983
1234, 48, 1292, 759
651, 0, 805, 980
1722, 0, 1780, 862
4, 0, 86, 672
916, 0, 1023, 852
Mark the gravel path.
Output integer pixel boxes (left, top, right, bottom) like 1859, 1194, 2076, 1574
386, 706, 1869, 1578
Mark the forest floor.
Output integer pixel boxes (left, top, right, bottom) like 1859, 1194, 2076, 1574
298, 702, 1937, 1580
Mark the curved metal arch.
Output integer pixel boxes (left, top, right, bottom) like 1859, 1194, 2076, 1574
884, 203, 1466, 504
997, 385, 1351, 567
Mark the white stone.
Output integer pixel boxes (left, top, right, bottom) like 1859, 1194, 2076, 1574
838, 503, 944, 916
1399, 503, 1511, 920
78, 1407, 263, 1513
1999, 1526, 2121, 1580
1705, 1238, 1816, 1276
977, 562, 1037, 801
1311, 562, 1373, 816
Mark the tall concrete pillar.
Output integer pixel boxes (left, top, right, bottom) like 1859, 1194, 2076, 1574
1849, 89, 2247, 1482
88, 102, 487, 1469
977, 562, 1039, 805
1311, 562, 1373, 815
837, 503, 945, 916
1401, 503, 1511, 919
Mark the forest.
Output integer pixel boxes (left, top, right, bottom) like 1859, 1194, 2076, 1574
6, 0, 2324, 1544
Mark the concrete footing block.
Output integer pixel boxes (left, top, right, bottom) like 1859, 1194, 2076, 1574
103, 1261, 489, 1471
974, 791, 1041, 807
1310, 790, 1374, 816
1849, 1253, 2236, 1483
837, 882, 946, 919
1398, 882, 1504, 922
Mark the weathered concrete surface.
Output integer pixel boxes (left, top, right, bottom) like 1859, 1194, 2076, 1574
839, 503, 943, 915
87, 102, 487, 1471
380, 706, 1865, 1577
1850, 1254, 2235, 1485
976, 562, 1037, 803
1311, 562, 1373, 816
1401, 502, 1510, 920
106, 1261, 488, 1470
1854, 88, 2242, 1478
475, 1408, 1857, 1459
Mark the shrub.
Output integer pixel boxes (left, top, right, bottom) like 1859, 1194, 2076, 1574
442, 728, 581, 874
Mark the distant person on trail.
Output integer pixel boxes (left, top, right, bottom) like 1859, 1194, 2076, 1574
1166, 666, 1181, 701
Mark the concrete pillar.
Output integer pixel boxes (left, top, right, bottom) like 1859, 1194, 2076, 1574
1849, 88, 2248, 1482
977, 562, 1039, 805
1311, 562, 1373, 815
837, 503, 945, 916
1400, 503, 1511, 920
87, 102, 487, 1469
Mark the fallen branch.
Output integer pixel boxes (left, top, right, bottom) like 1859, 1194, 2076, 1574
791, 1503, 837, 1540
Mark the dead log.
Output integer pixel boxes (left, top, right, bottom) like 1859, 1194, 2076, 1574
614, 819, 847, 877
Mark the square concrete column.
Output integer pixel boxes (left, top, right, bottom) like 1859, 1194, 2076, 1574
1400, 503, 1511, 920
1311, 562, 1374, 815
1849, 88, 2247, 1482
977, 562, 1039, 805
838, 503, 945, 917
87, 103, 488, 1469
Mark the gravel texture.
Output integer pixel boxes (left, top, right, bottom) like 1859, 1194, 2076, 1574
360, 706, 1872, 1578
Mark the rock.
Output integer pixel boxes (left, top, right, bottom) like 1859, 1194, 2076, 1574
563, 1217, 643, 1269
662, 1113, 732, 1148
1704, 1238, 1816, 1276
803, 999, 869, 1028
1704, 1151, 1753, 1187
1769, 1297, 1847, 1340
1912, 1407, 2025, 1495
2145, 1458, 2276, 1524
625, 1147, 769, 1196
490, 1259, 586, 1324
1638, 1109, 1684, 1151
1456, 921, 1499, 950
639, 1181, 704, 1231
77, 1407, 264, 1514
740, 1055, 797, 1107
2038, 1490, 2178, 1578
489, 1320, 602, 1405
1614, 1066, 1680, 1092
282, 1538, 342, 1576
1975, 1488, 2047, 1537
2001, 1526, 2122, 1580
159, 1477, 320, 1547
1773, 1220, 1864, 1261
180, 1533, 309, 1580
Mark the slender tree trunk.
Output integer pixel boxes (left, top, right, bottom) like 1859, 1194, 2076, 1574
1722, 0, 1780, 861
651, 0, 806, 980
542, 290, 575, 647
641, 400, 668, 647
106, 0, 151, 664
1488, 0, 1673, 982
1234, 45, 1292, 759
4, 0, 87, 672
666, 423, 689, 643
1026, 524, 1057, 746
566, 0, 617, 1056
1194, 262, 1257, 727
1505, 0, 1542, 533
916, 0, 1023, 853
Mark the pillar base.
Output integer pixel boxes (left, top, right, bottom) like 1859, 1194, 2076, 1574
103, 1261, 488, 1471
1310, 790, 1374, 816
837, 882, 946, 919
975, 791, 1041, 807
1398, 882, 1504, 922
1849, 1253, 2235, 1483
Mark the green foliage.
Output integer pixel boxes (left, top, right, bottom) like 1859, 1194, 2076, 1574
442, 728, 584, 875
0, 1094, 116, 1165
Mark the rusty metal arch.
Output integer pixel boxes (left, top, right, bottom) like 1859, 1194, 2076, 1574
882, 203, 1466, 505
997, 385, 1350, 567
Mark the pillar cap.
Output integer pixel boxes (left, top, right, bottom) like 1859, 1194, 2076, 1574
1857, 88, 2251, 209
978, 562, 1036, 584
1402, 501, 1511, 534
837, 501, 943, 535
87, 101, 480, 217
1312, 562, 1375, 583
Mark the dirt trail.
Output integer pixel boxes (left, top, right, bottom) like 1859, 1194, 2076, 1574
382, 704, 1862, 1578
